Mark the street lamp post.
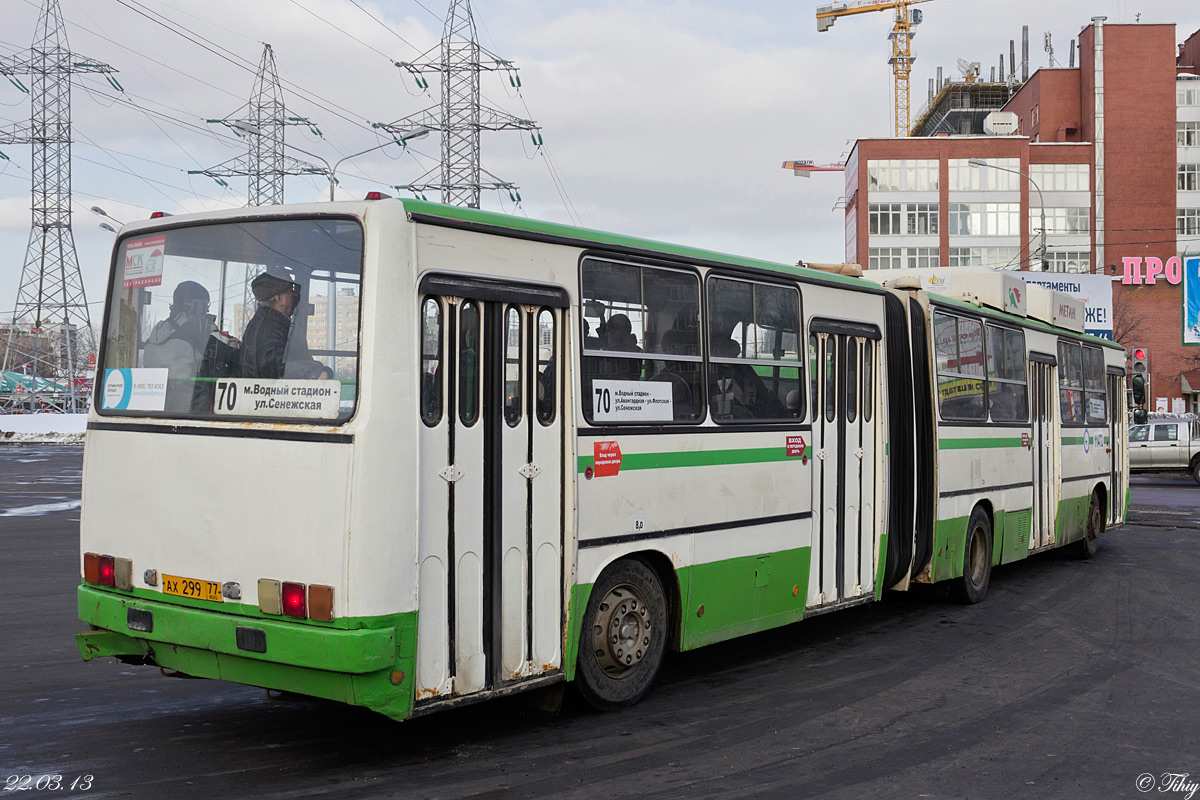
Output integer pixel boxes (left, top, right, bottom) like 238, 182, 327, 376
968, 158, 1047, 271
228, 122, 431, 201
90, 205, 125, 231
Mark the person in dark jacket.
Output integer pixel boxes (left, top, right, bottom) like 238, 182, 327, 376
241, 271, 331, 380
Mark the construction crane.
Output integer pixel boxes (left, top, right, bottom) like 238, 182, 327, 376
816, 0, 935, 137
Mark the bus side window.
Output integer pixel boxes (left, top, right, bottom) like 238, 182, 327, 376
985, 325, 1028, 422
845, 339, 858, 423
809, 334, 819, 422
504, 306, 523, 427
1057, 340, 1084, 424
934, 312, 985, 421
863, 340, 873, 423
536, 309, 556, 425
1082, 345, 1107, 424
420, 297, 442, 426
824, 337, 837, 422
706, 276, 801, 423
460, 301, 480, 426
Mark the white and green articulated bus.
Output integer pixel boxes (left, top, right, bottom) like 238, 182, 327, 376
76, 200, 1128, 721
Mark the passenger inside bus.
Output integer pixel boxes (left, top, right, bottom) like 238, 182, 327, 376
709, 338, 788, 420
143, 280, 217, 412
651, 328, 698, 412
591, 312, 642, 382
241, 270, 333, 381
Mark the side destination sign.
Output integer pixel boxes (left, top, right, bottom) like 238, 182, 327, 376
591, 379, 673, 423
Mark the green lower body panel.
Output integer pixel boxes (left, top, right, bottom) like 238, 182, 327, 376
931, 515, 968, 584
76, 585, 418, 721
999, 508, 1033, 565
874, 532, 889, 597
1056, 494, 1092, 546
678, 547, 811, 650
563, 582, 593, 682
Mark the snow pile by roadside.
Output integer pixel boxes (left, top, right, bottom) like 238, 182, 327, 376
0, 413, 87, 444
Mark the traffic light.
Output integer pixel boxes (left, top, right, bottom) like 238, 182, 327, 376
1131, 347, 1149, 425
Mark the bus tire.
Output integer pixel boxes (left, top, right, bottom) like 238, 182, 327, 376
1073, 492, 1102, 559
949, 507, 991, 605
576, 558, 667, 711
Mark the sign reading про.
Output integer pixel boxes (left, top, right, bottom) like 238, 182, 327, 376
1121, 256, 1185, 286
121, 236, 166, 290
212, 378, 341, 419
591, 379, 673, 423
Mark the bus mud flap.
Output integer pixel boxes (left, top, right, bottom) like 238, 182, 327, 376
75, 629, 149, 662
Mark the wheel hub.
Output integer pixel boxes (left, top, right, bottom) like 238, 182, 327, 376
969, 525, 987, 586
592, 583, 653, 678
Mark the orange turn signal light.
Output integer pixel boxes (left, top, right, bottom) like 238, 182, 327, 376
308, 585, 333, 621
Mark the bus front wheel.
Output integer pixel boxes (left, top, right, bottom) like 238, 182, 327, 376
576, 558, 667, 710
949, 508, 992, 605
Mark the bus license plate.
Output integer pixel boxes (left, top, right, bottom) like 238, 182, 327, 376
162, 574, 223, 603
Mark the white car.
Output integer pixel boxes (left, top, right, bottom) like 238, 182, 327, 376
1129, 416, 1200, 484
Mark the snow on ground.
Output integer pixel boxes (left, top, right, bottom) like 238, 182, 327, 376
0, 413, 87, 444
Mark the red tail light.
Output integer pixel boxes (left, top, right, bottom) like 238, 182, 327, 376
149, 211, 172, 219
97, 555, 116, 587
364, 191, 391, 201
281, 582, 307, 619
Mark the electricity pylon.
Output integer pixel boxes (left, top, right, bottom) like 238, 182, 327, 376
0, 0, 116, 412
377, 0, 541, 208
192, 44, 324, 206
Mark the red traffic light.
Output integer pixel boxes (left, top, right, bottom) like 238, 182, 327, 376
1133, 348, 1146, 360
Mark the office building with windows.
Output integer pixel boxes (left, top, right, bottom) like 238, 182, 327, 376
842, 19, 1200, 408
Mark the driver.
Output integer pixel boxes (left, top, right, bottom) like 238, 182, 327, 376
144, 280, 216, 412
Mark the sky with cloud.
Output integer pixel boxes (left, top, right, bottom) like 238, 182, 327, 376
1, 0, 1197, 321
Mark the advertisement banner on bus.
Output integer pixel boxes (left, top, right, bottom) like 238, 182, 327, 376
1022, 274, 1113, 340
121, 236, 166, 290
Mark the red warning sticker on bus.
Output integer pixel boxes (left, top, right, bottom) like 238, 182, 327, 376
786, 435, 806, 457
1022, 432, 1030, 448
594, 441, 622, 477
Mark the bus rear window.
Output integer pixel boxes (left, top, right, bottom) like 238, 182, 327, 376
97, 217, 363, 424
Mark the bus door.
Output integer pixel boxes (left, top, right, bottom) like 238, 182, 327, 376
417, 294, 563, 702
1108, 372, 1127, 523
1029, 359, 1058, 549
808, 328, 877, 608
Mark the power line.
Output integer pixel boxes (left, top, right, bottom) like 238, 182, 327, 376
287, 0, 402, 63
111, 0, 388, 137
347, 0, 422, 53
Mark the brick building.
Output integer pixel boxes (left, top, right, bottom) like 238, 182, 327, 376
843, 18, 1200, 411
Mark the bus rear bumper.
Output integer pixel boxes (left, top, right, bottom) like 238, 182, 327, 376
75, 585, 417, 721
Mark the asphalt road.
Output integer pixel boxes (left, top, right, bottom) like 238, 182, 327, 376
2, 445, 1198, 799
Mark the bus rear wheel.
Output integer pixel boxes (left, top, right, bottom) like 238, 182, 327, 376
1073, 492, 1102, 559
949, 508, 992, 605
576, 558, 667, 710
